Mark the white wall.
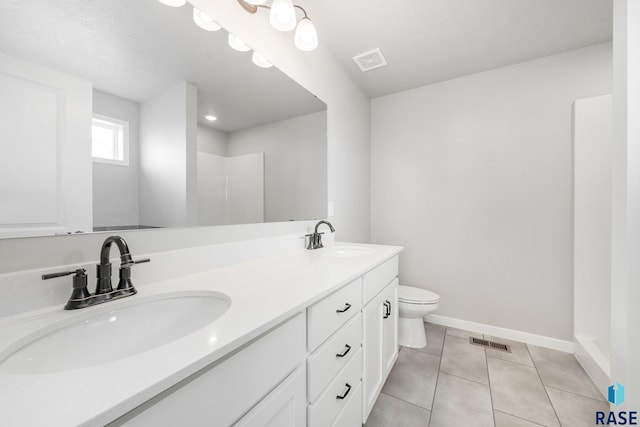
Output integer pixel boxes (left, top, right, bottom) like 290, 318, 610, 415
0, 1, 369, 277
139, 82, 198, 228
371, 43, 612, 341
197, 124, 227, 156
227, 111, 327, 222
92, 90, 140, 228
611, 0, 640, 410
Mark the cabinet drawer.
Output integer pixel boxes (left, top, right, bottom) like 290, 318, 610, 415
363, 256, 398, 304
307, 278, 362, 351
308, 348, 362, 427
308, 313, 362, 402
330, 382, 362, 427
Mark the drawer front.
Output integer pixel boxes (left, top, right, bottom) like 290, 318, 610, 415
308, 348, 362, 427
307, 278, 362, 351
363, 256, 398, 304
330, 382, 362, 427
308, 313, 362, 402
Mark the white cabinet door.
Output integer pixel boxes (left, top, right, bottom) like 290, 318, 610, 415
362, 289, 385, 421
381, 280, 399, 377
234, 367, 306, 427
362, 279, 398, 422
0, 52, 93, 238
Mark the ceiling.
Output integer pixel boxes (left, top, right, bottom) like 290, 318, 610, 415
0, 0, 325, 132
0, 0, 613, 114
308, 0, 613, 98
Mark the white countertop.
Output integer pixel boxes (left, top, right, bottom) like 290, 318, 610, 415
0, 242, 402, 427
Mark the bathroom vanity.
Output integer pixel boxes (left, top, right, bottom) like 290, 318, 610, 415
0, 242, 401, 427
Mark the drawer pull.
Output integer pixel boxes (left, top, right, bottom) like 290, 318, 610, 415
336, 344, 352, 358
383, 300, 391, 319
336, 302, 352, 313
336, 383, 352, 400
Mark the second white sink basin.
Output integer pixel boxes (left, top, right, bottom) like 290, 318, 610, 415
0, 291, 230, 375
321, 245, 375, 258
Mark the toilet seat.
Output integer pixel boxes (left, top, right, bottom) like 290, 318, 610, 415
398, 285, 440, 304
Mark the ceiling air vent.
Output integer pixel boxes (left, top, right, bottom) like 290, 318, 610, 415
352, 48, 387, 72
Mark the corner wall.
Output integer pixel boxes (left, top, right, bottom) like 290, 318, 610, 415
611, 0, 640, 410
370, 43, 612, 341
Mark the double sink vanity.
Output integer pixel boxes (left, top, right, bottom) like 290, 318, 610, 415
0, 238, 402, 427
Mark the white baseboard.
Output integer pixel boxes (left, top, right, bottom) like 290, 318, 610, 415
574, 335, 610, 397
426, 314, 574, 353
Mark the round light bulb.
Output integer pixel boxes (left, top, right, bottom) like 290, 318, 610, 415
193, 8, 221, 31
157, 0, 186, 7
228, 33, 251, 52
252, 51, 273, 68
269, 0, 296, 32
294, 18, 318, 51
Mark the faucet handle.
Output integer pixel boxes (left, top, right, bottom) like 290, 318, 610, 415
116, 258, 150, 295
305, 234, 314, 250
42, 269, 91, 309
42, 268, 86, 280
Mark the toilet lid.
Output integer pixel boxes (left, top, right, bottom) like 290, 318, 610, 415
399, 285, 440, 304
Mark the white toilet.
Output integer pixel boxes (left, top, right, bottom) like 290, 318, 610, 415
398, 285, 440, 348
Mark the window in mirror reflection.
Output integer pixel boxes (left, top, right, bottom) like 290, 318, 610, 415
92, 115, 129, 166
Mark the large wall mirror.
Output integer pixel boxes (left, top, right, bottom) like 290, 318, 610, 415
0, 0, 327, 239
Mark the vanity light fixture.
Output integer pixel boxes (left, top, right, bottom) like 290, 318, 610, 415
193, 8, 222, 31
236, 0, 318, 51
252, 51, 273, 68
157, 0, 186, 7
228, 33, 251, 52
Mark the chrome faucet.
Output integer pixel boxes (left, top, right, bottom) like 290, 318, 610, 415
42, 235, 150, 310
306, 220, 335, 249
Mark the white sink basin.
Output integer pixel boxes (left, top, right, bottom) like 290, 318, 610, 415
321, 245, 375, 258
0, 291, 230, 375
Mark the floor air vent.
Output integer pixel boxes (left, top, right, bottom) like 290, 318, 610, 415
469, 337, 511, 353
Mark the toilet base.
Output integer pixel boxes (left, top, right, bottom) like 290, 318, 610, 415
398, 317, 427, 348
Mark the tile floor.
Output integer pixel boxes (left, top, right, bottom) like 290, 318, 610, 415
365, 323, 609, 427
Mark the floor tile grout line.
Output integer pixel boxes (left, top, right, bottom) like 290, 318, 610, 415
493, 410, 547, 427
484, 345, 497, 427
427, 326, 447, 426
437, 370, 491, 387
486, 353, 534, 368
378, 390, 433, 414
526, 343, 563, 427
544, 384, 608, 404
